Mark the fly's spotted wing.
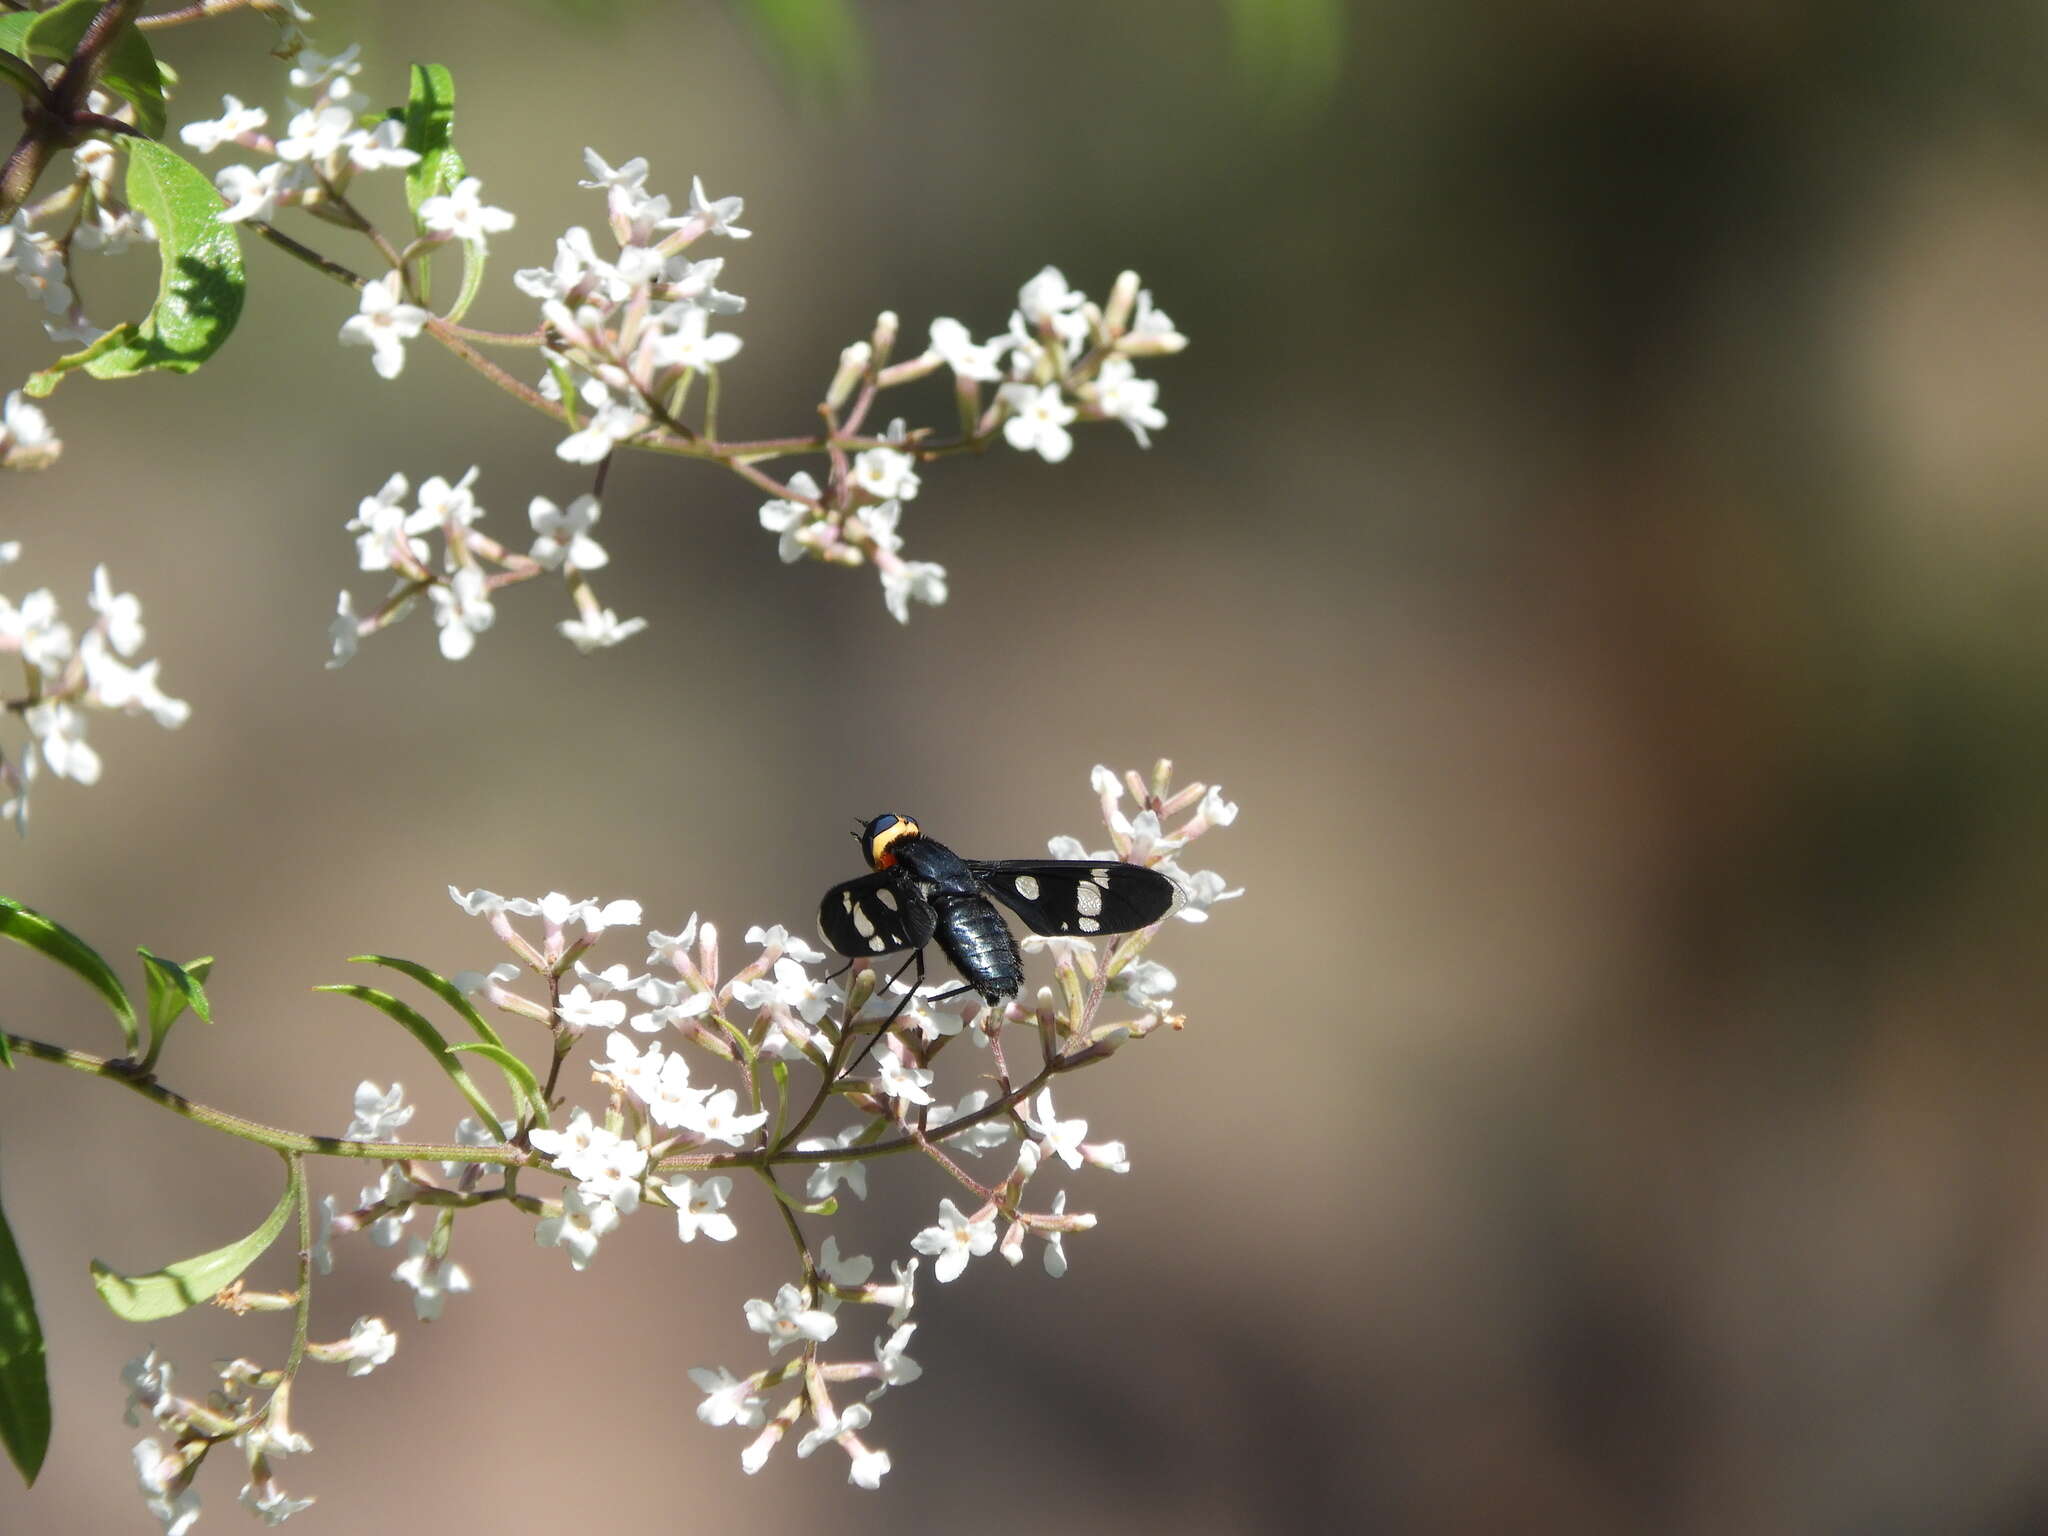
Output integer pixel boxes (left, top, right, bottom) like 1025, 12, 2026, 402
970, 860, 1182, 938
818, 872, 936, 958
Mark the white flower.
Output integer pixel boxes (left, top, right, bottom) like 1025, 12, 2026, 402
579, 148, 650, 195
743, 924, 826, 964
910, 1197, 997, 1283
178, 95, 267, 154
688, 175, 750, 238
731, 956, 837, 1024
851, 447, 920, 502
799, 1123, 870, 1202
666, 1175, 738, 1242
310, 1196, 337, 1273
409, 464, 483, 532
344, 118, 419, 173
1111, 957, 1176, 1009
1125, 286, 1187, 354
574, 1134, 649, 1216
559, 608, 649, 651
0, 389, 59, 468
347, 473, 420, 571
927, 316, 1005, 381
336, 1316, 397, 1376
325, 590, 360, 669
287, 44, 362, 98
871, 1322, 923, 1393
0, 587, 72, 671
678, 1087, 769, 1147
555, 982, 627, 1034
239, 1479, 313, 1524
87, 565, 144, 656
345, 1080, 414, 1141
535, 1186, 620, 1270
818, 1236, 874, 1296
122, 1350, 176, 1428
1082, 1139, 1130, 1173
874, 1257, 918, 1325
391, 1239, 471, 1320
879, 559, 947, 623
134, 1439, 200, 1536
848, 1448, 891, 1490
875, 1054, 934, 1106
555, 397, 649, 463
1093, 356, 1166, 447
1016, 265, 1091, 345
527, 1109, 615, 1181
1161, 862, 1242, 921
418, 176, 516, 247
215, 161, 297, 223
274, 104, 354, 165
429, 565, 495, 660
528, 494, 608, 569
25, 701, 99, 784
797, 1400, 871, 1457
360, 1165, 418, 1248
1043, 1190, 1075, 1277
757, 471, 824, 563
688, 1366, 766, 1428
339, 272, 430, 380
1023, 1088, 1087, 1170
1000, 383, 1077, 463
649, 306, 742, 371
744, 1284, 836, 1351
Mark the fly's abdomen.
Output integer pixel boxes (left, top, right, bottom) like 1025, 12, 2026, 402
932, 895, 1023, 1003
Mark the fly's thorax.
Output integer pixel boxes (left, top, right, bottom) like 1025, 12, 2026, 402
892, 835, 982, 896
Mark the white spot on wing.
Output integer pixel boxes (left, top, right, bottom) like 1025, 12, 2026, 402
1075, 881, 1103, 918
841, 892, 854, 913
1077, 916, 1100, 933
852, 904, 876, 938
1013, 874, 1040, 901
877, 887, 899, 911
1090, 868, 1114, 886
868, 934, 887, 952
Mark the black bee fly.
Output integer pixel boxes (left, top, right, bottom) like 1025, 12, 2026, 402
818, 813, 1182, 1073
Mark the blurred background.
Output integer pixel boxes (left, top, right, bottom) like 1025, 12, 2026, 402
8, 0, 2048, 1530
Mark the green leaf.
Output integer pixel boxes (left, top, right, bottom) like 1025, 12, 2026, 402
90, 1177, 294, 1323
22, 324, 137, 397
0, 897, 137, 1056
25, 0, 167, 139
346, 954, 542, 1127
78, 140, 243, 383
402, 63, 462, 221
349, 955, 504, 1050
315, 983, 505, 1131
0, 37, 43, 105
445, 1043, 546, 1128
0, 1157, 50, 1486
137, 949, 213, 1068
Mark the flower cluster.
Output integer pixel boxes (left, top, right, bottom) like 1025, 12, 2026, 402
521, 150, 751, 464
327, 468, 646, 664
122, 1310, 396, 1535
89, 764, 1233, 1522
754, 266, 1184, 624
178, 48, 438, 236
0, 551, 189, 832
271, 764, 1232, 1496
